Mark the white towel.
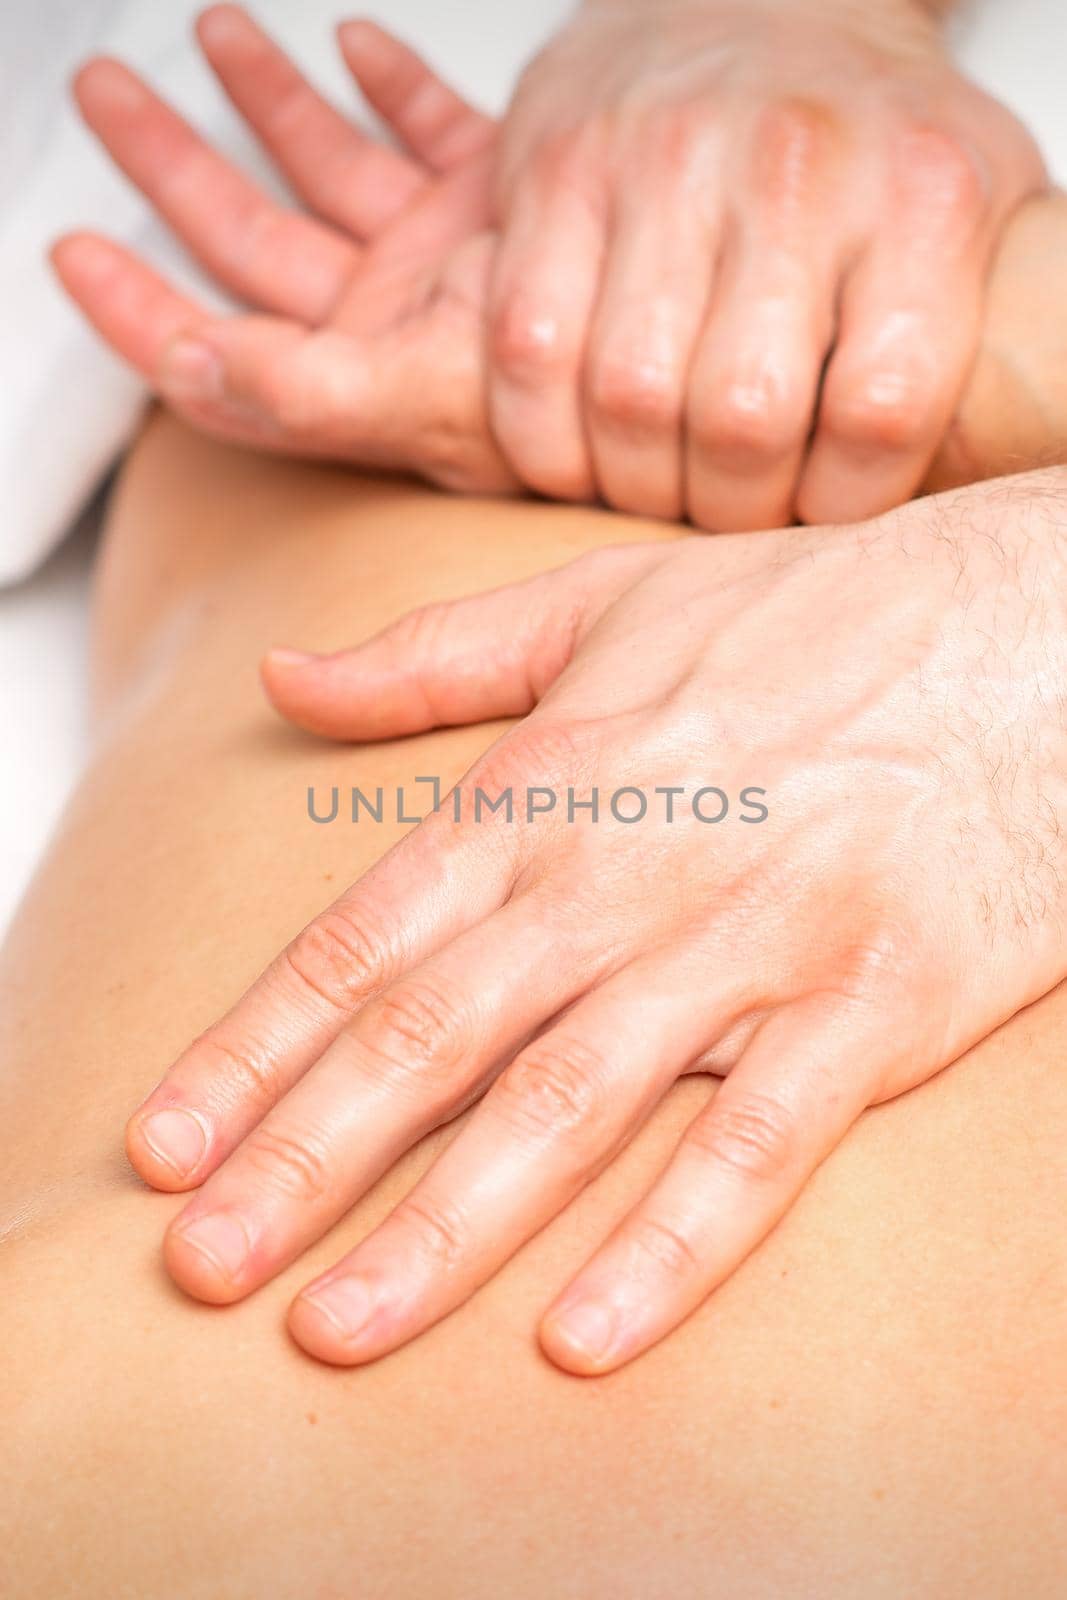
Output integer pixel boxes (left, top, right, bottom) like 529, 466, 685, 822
0, 0, 1063, 585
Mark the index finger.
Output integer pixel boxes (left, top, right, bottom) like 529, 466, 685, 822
126, 784, 520, 1191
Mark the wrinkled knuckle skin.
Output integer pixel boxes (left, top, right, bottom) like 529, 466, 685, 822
241, 1123, 334, 1204
689, 1092, 795, 1183
630, 1215, 702, 1279
193, 1032, 284, 1116
285, 905, 390, 1012
393, 1191, 469, 1269
367, 979, 471, 1077
464, 716, 592, 809
491, 1036, 607, 1145
588, 352, 681, 434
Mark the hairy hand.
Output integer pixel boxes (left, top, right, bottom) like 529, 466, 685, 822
125, 471, 1067, 1372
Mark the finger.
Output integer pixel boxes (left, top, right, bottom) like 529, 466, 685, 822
685, 101, 845, 532
489, 137, 606, 501
540, 998, 886, 1374
125, 790, 523, 1192
337, 19, 495, 172
685, 227, 835, 532
583, 162, 719, 521
287, 949, 753, 1365
74, 56, 356, 320
196, 5, 426, 239
52, 232, 207, 379
259, 543, 664, 740
51, 233, 303, 451
163, 892, 605, 1303
797, 129, 992, 524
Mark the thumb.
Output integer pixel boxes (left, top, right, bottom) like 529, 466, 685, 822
260, 545, 661, 741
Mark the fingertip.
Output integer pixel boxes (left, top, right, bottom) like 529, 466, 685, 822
49, 230, 114, 281
336, 17, 392, 70
196, 2, 249, 45
538, 1299, 627, 1377
287, 1291, 365, 1366
164, 1210, 253, 1305
125, 1104, 210, 1193
72, 54, 139, 115
258, 647, 320, 712
259, 651, 362, 740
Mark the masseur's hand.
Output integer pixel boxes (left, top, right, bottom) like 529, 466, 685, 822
53, 5, 517, 494
127, 471, 1067, 1372
55, 8, 1065, 513
488, 0, 1045, 527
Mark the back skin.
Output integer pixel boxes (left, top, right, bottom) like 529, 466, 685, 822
1, 413, 1065, 1599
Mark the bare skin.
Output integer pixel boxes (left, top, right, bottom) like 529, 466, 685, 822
1, 413, 1067, 1599
53, 10, 1066, 524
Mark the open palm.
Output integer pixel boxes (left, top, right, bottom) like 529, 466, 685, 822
53, 4, 518, 493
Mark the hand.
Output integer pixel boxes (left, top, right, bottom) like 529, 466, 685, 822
53, 4, 516, 494
126, 470, 1067, 1373
54, 8, 1066, 513
487, 0, 1046, 526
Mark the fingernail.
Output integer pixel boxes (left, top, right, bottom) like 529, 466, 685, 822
550, 1298, 619, 1366
138, 1106, 208, 1178
172, 1211, 251, 1282
162, 338, 224, 401
266, 647, 317, 668
299, 1276, 375, 1341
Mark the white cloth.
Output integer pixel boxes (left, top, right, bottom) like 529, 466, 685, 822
0, 0, 571, 585
0, 0, 1065, 586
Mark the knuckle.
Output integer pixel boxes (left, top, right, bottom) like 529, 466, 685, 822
830, 924, 918, 1009
752, 97, 837, 207
241, 1122, 333, 1203
829, 371, 933, 453
490, 1035, 607, 1144
365, 978, 471, 1076
688, 1091, 795, 1183
636, 102, 706, 176
588, 350, 680, 433
464, 715, 590, 806
629, 1214, 701, 1278
491, 290, 580, 385
284, 904, 390, 1012
893, 121, 988, 225
694, 378, 803, 459
392, 1190, 469, 1268
193, 1031, 282, 1115
528, 127, 594, 193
